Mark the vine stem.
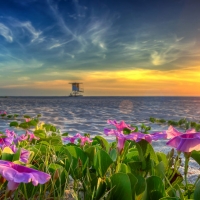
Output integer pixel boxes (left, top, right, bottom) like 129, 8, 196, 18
184, 152, 191, 198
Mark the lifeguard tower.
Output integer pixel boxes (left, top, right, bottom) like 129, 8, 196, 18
69, 82, 84, 97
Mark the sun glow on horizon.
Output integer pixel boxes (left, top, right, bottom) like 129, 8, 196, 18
1, 67, 200, 96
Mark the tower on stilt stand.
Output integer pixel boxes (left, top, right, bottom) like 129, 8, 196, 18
69, 82, 84, 97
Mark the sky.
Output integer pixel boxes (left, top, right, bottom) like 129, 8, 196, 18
0, 0, 200, 96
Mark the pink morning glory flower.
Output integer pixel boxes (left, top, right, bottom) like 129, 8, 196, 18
78, 135, 93, 146
5, 129, 17, 138
19, 149, 31, 163
105, 119, 166, 153
116, 132, 139, 153
62, 133, 92, 146
0, 136, 13, 148
162, 126, 196, 139
104, 120, 135, 137
25, 118, 31, 122
62, 133, 81, 144
107, 119, 135, 132
26, 131, 40, 141
115, 132, 127, 153
166, 133, 200, 153
1, 146, 30, 164
14, 134, 28, 144
0, 160, 51, 191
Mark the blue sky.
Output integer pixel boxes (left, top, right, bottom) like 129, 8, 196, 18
0, 0, 200, 96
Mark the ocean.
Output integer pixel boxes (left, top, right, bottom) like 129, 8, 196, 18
1, 96, 200, 135
1, 96, 200, 181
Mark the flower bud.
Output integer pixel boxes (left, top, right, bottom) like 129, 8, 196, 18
169, 148, 174, 158
0, 176, 6, 184
53, 169, 59, 181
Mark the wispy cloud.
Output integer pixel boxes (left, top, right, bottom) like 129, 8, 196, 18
2, 17, 43, 44
16, 21, 42, 43
0, 23, 13, 42
47, 0, 78, 39
18, 76, 30, 81
71, 0, 87, 19
48, 39, 73, 50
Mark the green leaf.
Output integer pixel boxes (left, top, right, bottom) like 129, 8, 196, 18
34, 130, 46, 139
19, 122, 29, 129
109, 148, 117, 162
144, 175, 166, 200
135, 139, 158, 167
160, 198, 180, 200
84, 146, 96, 164
13, 114, 19, 118
64, 146, 88, 179
134, 173, 146, 197
9, 121, 19, 127
194, 179, 200, 200
155, 161, 165, 179
94, 149, 113, 177
191, 150, 200, 165
116, 163, 130, 173
131, 125, 139, 132
123, 128, 132, 135
95, 178, 107, 200
27, 120, 38, 127
12, 148, 21, 162
110, 173, 133, 200
128, 161, 143, 174
149, 117, 156, 123
94, 136, 109, 152
62, 132, 69, 136
2, 147, 14, 161
124, 148, 139, 163
39, 136, 62, 145
127, 173, 138, 200
24, 115, 31, 118
156, 119, 166, 123
156, 152, 168, 168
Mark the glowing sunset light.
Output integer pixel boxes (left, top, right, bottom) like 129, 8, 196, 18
0, 0, 200, 96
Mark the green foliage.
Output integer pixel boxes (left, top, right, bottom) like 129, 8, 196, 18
178, 118, 186, 125
194, 180, 200, 200
19, 122, 30, 129
24, 115, 31, 118
168, 120, 179, 126
191, 150, 200, 165
64, 146, 88, 179
1, 113, 200, 199
141, 123, 151, 133
10, 121, 19, 127
62, 132, 69, 136
149, 117, 156, 123
27, 119, 38, 127
43, 123, 57, 132
94, 149, 113, 177
131, 125, 139, 132
109, 173, 134, 200
34, 130, 47, 139
1, 147, 14, 161
144, 176, 166, 200
93, 135, 109, 152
